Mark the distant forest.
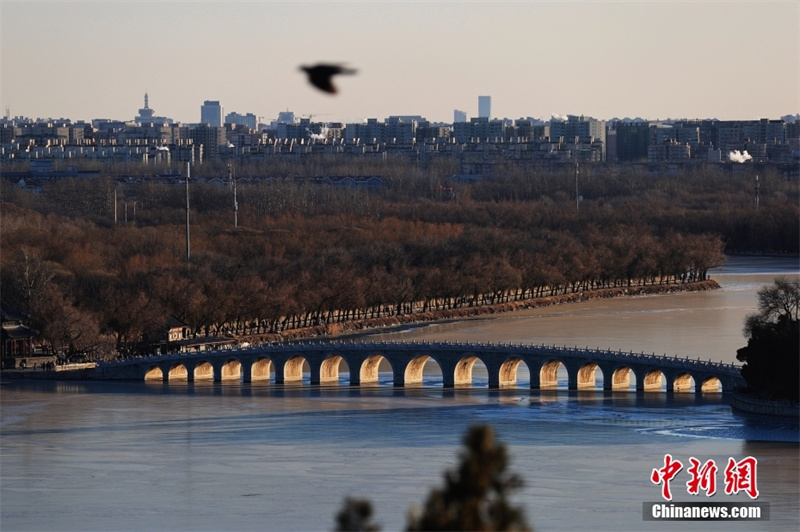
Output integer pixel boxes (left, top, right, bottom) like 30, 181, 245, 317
1, 159, 797, 357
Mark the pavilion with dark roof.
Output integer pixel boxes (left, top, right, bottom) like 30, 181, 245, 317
1, 302, 40, 369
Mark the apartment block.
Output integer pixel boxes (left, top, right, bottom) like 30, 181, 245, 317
188, 124, 226, 161
550, 115, 606, 161
225, 112, 258, 130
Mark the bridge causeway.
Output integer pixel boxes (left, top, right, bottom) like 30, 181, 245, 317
95, 341, 744, 393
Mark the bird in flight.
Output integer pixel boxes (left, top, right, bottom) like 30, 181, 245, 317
300, 63, 357, 94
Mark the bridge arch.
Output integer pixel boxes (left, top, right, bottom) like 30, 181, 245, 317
168, 363, 188, 380
251, 357, 274, 382
317, 354, 349, 385
454, 355, 488, 387
641, 369, 665, 392
540, 359, 567, 389
673, 372, 695, 392
144, 366, 163, 381
282, 355, 309, 384
404, 354, 442, 386
498, 357, 529, 388
221, 359, 242, 381
577, 362, 604, 390
194, 361, 214, 381
611, 366, 636, 391
359, 354, 391, 386
700, 376, 722, 393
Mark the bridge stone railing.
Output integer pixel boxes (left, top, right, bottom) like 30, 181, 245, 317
96, 340, 744, 393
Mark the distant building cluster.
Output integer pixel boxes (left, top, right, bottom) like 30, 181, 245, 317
1, 94, 798, 176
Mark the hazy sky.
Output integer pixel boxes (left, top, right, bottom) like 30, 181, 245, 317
2, 1, 798, 124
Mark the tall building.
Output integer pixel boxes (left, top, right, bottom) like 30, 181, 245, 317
200, 100, 223, 127
478, 96, 491, 119
454, 109, 467, 123
136, 93, 154, 123
134, 93, 172, 126
615, 121, 650, 162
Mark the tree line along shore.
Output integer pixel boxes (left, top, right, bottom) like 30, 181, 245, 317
240, 280, 721, 345
1, 162, 796, 358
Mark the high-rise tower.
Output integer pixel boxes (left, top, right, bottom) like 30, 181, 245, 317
201, 100, 223, 127
478, 96, 491, 119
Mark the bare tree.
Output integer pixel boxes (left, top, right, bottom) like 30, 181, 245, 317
3, 248, 54, 309
743, 276, 800, 338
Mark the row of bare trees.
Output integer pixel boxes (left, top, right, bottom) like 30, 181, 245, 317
2, 162, 795, 357
3, 203, 723, 357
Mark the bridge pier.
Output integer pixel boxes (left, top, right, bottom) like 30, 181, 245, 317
529, 371, 540, 390
389, 358, 405, 387
310, 364, 320, 385
567, 372, 578, 391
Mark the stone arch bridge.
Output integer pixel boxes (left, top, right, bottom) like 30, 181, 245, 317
96, 341, 744, 393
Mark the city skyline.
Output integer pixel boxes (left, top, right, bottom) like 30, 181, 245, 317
2, 1, 798, 125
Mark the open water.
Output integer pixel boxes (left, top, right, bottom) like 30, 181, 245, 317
1, 256, 798, 532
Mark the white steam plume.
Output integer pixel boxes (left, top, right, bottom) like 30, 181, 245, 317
728, 150, 752, 163
307, 126, 329, 140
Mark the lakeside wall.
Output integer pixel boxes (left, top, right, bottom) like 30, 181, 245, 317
730, 391, 800, 418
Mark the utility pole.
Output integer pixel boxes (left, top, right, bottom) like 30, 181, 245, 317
185, 162, 191, 264
754, 174, 759, 211
229, 163, 238, 228
575, 160, 580, 212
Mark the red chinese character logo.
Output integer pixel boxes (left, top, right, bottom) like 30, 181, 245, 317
724, 456, 759, 499
686, 457, 718, 496
651, 454, 683, 501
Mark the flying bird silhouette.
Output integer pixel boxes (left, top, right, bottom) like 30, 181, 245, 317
300, 64, 357, 94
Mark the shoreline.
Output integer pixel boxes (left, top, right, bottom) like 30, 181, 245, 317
730, 390, 800, 418
239, 280, 721, 344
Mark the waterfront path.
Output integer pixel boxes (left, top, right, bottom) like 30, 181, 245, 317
96, 341, 744, 393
